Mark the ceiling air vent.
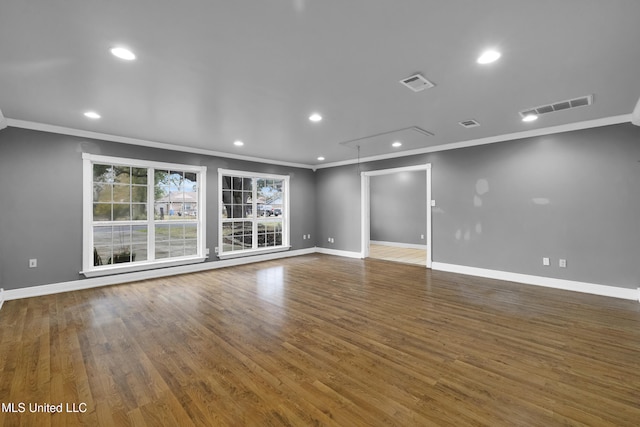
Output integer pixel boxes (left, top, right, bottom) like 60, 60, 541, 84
400, 73, 435, 92
459, 119, 480, 128
519, 95, 593, 118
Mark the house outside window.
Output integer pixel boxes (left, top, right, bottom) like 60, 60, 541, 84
218, 169, 290, 258
82, 154, 206, 276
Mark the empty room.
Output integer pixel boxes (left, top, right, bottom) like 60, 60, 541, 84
1, 1, 639, 426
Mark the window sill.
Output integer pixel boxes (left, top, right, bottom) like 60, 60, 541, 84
217, 246, 291, 260
81, 256, 207, 278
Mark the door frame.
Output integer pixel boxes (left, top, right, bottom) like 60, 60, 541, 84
360, 163, 432, 268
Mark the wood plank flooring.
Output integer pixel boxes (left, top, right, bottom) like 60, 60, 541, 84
1, 254, 639, 426
368, 244, 426, 266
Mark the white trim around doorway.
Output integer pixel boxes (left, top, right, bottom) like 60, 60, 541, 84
360, 163, 432, 268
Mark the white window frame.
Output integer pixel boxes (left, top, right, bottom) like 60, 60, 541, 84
218, 168, 290, 259
82, 153, 207, 277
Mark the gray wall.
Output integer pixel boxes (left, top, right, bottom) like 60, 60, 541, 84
0, 127, 317, 290
315, 123, 640, 290
370, 171, 426, 245
314, 164, 361, 252
2, 122, 639, 292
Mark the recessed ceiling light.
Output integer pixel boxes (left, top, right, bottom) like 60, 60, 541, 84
84, 111, 101, 119
477, 50, 501, 64
110, 47, 136, 61
317, 156, 325, 161
392, 141, 402, 148
309, 113, 322, 122
522, 114, 538, 122
233, 140, 244, 146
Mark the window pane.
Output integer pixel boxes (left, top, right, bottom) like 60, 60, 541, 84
185, 224, 197, 239
132, 204, 147, 220
184, 172, 197, 185
132, 244, 147, 262
155, 241, 170, 259
93, 164, 113, 183
113, 184, 130, 203
94, 245, 111, 266
93, 183, 112, 203
169, 171, 184, 191
155, 222, 170, 259
113, 225, 131, 249
113, 166, 131, 184
132, 225, 147, 244
113, 204, 131, 221
131, 168, 147, 185
184, 239, 197, 256
232, 176, 243, 190
230, 204, 244, 218
93, 204, 111, 221
170, 241, 185, 257
166, 201, 182, 218
93, 226, 113, 247
155, 203, 167, 220
184, 203, 197, 218
155, 224, 170, 242
241, 221, 252, 250
131, 186, 147, 203
171, 224, 185, 240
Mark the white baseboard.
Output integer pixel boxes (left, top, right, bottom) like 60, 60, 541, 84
370, 240, 427, 250
2, 250, 637, 306
432, 262, 639, 301
3, 247, 317, 302
315, 247, 363, 259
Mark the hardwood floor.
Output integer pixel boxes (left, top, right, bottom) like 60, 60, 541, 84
1, 254, 639, 426
368, 243, 426, 266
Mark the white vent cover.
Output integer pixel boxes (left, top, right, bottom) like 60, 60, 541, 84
459, 119, 480, 128
400, 73, 435, 92
519, 95, 593, 118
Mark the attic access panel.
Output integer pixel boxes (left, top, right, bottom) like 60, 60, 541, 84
339, 126, 435, 158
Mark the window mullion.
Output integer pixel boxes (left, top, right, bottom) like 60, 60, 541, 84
148, 167, 155, 262
252, 178, 258, 250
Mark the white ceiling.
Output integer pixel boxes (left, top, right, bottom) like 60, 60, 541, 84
1, 1, 639, 167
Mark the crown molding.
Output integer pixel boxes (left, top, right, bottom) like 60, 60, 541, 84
314, 114, 632, 169
5, 118, 314, 170
5, 114, 632, 171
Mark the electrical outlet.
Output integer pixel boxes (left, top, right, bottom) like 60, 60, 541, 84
420, 234, 425, 240
307, 234, 311, 239
303, 234, 307, 240
542, 257, 550, 266
214, 247, 219, 254
559, 259, 567, 268
29, 259, 37, 268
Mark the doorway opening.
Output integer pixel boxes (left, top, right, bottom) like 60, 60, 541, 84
360, 164, 432, 268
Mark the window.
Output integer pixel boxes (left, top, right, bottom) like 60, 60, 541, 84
82, 154, 206, 276
218, 169, 289, 258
